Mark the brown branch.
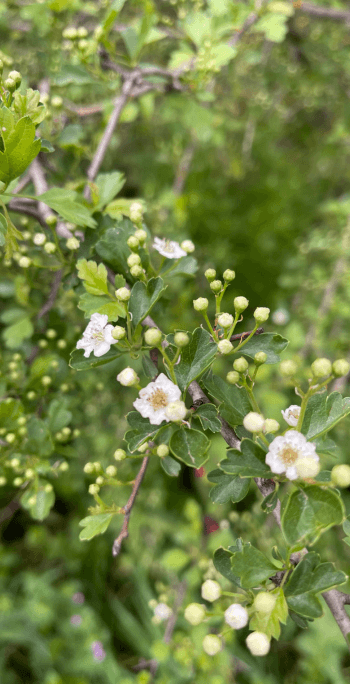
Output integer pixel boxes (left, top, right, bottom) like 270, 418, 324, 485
164, 581, 187, 643
230, 326, 264, 342
298, 2, 350, 23
0, 495, 21, 525
29, 158, 73, 238
37, 269, 63, 320
112, 455, 149, 557
228, 11, 259, 47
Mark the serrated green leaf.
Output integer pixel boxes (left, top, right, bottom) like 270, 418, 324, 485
301, 391, 350, 441
93, 171, 126, 211
250, 588, 288, 639
161, 256, 198, 278
128, 277, 167, 328
281, 485, 345, 546
36, 189, 96, 228
79, 513, 114, 540
220, 439, 270, 477
232, 332, 289, 364
125, 411, 167, 452
170, 427, 210, 468
69, 346, 125, 371
284, 552, 347, 618
142, 354, 158, 379
202, 373, 252, 425
3, 315, 33, 348
207, 469, 250, 503
21, 481, 55, 521
13, 89, 46, 125
77, 292, 125, 320
229, 540, 280, 588
76, 259, 109, 295
0, 115, 41, 184
95, 221, 137, 275
213, 547, 241, 587
173, 328, 217, 392
193, 403, 221, 432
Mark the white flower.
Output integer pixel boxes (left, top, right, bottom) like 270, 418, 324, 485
153, 237, 187, 259
117, 367, 139, 387
201, 580, 221, 602
281, 405, 300, 427
243, 412, 265, 433
224, 604, 249, 629
154, 603, 172, 621
246, 632, 270, 656
76, 313, 118, 358
265, 430, 319, 481
133, 373, 181, 425
164, 400, 187, 422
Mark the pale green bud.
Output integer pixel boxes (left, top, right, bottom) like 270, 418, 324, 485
217, 313, 233, 328
184, 603, 206, 625
112, 325, 126, 340
44, 242, 56, 254
193, 297, 209, 311
280, 359, 298, 377
73, 429, 81, 438
174, 332, 189, 347
59, 462, 69, 472
46, 214, 57, 227
296, 458, 320, 479
210, 279, 222, 293
38, 339, 48, 348
127, 235, 140, 251
254, 592, 277, 614
33, 232, 46, 246
115, 287, 131, 301
331, 464, 350, 487
234, 296, 249, 313
130, 265, 143, 277
332, 359, 350, 377
28, 496, 37, 507
77, 26, 88, 37
51, 95, 63, 108
127, 253, 141, 267
84, 462, 94, 473
138, 442, 149, 453
204, 268, 216, 282
201, 579, 221, 602
17, 417, 27, 426
25, 469, 35, 479
144, 328, 162, 346
0, 477, 7, 486
157, 444, 169, 457
311, 358, 332, 378
233, 357, 248, 373
180, 240, 195, 253
96, 476, 104, 485
62, 427, 71, 436
19, 256, 31, 268
226, 371, 240, 384
13, 477, 23, 487
218, 339, 233, 354
223, 269, 235, 282
10, 457, 20, 467
8, 70, 21, 85
254, 307, 270, 323
18, 426, 27, 436
26, 391, 36, 400
41, 375, 52, 386
89, 484, 100, 495
5, 433, 16, 444
78, 39, 88, 50
129, 202, 144, 222
246, 632, 270, 656
66, 237, 80, 250
134, 229, 147, 245
117, 367, 139, 386
57, 339, 67, 349
44, 483, 53, 493
114, 449, 126, 461
202, 634, 222, 656
243, 412, 265, 433
254, 351, 267, 365
264, 419, 279, 434
46, 328, 57, 338
165, 400, 187, 422
60, 383, 69, 392
4, 78, 16, 91
106, 465, 117, 477
62, 27, 78, 39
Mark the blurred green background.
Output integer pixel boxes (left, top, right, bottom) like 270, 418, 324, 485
1, 0, 350, 682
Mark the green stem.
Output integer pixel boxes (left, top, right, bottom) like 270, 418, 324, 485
296, 390, 310, 432
203, 312, 218, 340
233, 323, 259, 352
226, 313, 240, 340
242, 378, 261, 413
157, 345, 177, 384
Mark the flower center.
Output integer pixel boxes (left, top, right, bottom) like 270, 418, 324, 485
92, 331, 105, 341
280, 446, 299, 466
164, 240, 174, 253
290, 409, 299, 419
147, 389, 168, 410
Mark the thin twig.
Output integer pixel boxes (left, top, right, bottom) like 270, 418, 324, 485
37, 269, 63, 319
298, 2, 350, 23
29, 158, 72, 238
112, 456, 149, 557
164, 581, 187, 643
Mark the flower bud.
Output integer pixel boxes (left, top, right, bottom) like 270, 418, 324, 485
46, 214, 57, 227
33, 232, 46, 246
27, 391, 36, 400
223, 269, 235, 282
60, 383, 69, 392
144, 328, 162, 346
127, 253, 141, 268
25, 468, 35, 479
201, 579, 221, 602
112, 325, 126, 340
296, 458, 320, 479
115, 287, 131, 301
59, 461, 69, 472
17, 417, 26, 426
217, 313, 234, 328
332, 359, 350, 377
8, 70, 21, 85
210, 279, 222, 293
89, 484, 100, 495
157, 444, 169, 457
246, 632, 270, 656
41, 376, 52, 386
264, 419, 279, 434
51, 95, 63, 108
218, 339, 233, 355
193, 297, 209, 312
62, 27, 78, 39
174, 332, 189, 347
106, 465, 117, 477
165, 400, 187, 422
19, 256, 31, 268
45, 483, 53, 493
331, 464, 350, 488
254, 592, 276, 614
202, 634, 222, 656
114, 449, 126, 461
226, 370, 240, 384
254, 307, 270, 323
311, 358, 332, 378
129, 202, 144, 223
180, 240, 195, 253
224, 603, 249, 629
44, 242, 56, 254
280, 360, 298, 377
117, 367, 139, 387
127, 235, 139, 251
184, 603, 206, 625
0, 477, 7, 486
66, 237, 80, 250
204, 268, 216, 282
138, 442, 149, 453
77, 26, 88, 37
4, 78, 16, 91
46, 329, 57, 339
10, 457, 20, 467
233, 357, 248, 373
28, 496, 37, 506
134, 228, 147, 243
84, 462, 94, 473
243, 412, 265, 433
130, 265, 143, 278
154, 603, 172, 621
255, 351, 267, 365
18, 426, 27, 436
234, 296, 249, 313
14, 477, 23, 487
62, 427, 71, 436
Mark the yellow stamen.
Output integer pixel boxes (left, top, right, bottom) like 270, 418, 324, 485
280, 446, 299, 466
147, 389, 168, 410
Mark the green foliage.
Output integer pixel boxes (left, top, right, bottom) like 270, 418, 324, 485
169, 427, 210, 468
220, 440, 270, 478
207, 469, 250, 503
79, 513, 115, 540
129, 277, 167, 327
281, 485, 345, 547
192, 403, 221, 432
301, 392, 350, 441
228, 540, 281, 588
250, 588, 288, 639
284, 553, 347, 618
0, 112, 41, 184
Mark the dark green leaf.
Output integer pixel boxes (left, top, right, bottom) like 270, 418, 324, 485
202, 373, 252, 425
284, 552, 347, 618
281, 485, 345, 546
193, 403, 221, 432
161, 256, 198, 278
142, 354, 158, 379
125, 411, 167, 452
207, 469, 250, 503
128, 277, 167, 327
55, 64, 94, 85
40, 138, 54, 153
213, 547, 241, 587
220, 439, 270, 477
160, 455, 181, 477
21, 481, 55, 521
69, 346, 125, 371
47, 399, 72, 433
261, 488, 279, 513
169, 427, 210, 468
232, 332, 289, 364
229, 539, 280, 588
174, 328, 217, 392
78, 293, 125, 320
301, 391, 350, 441
26, 417, 54, 457
95, 221, 136, 275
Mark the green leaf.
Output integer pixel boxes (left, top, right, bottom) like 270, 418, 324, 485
26, 417, 54, 457
160, 455, 182, 477
47, 399, 72, 432
161, 256, 198, 278
13, 88, 47, 125
232, 333, 289, 364
213, 547, 241, 586
159, 548, 191, 572
261, 488, 279, 513
255, 13, 288, 43
29, 354, 57, 379
36, 189, 96, 228
207, 469, 250, 503
128, 277, 167, 328
69, 346, 125, 371
183, 11, 211, 46
202, 373, 252, 425
93, 171, 126, 212
193, 403, 221, 432
55, 64, 94, 86
281, 485, 345, 547
0, 398, 23, 428
104, 197, 145, 221
284, 552, 347, 618
79, 513, 115, 541
77, 292, 125, 320
250, 588, 288, 639
58, 124, 84, 149
40, 139, 54, 153
169, 427, 210, 468
0, 213, 7, 247
125, 411, 167, 452
301, 391, 350, 441
0, 115, 41, 184
220, 439, 270, 478
76, 259, 109, 295
229, 540, 280, 588
21, 481, 55, 521
95, 222, 137, 276
142, 354, 158, 379
2, 316, 33, 348
174, 328, 217, 392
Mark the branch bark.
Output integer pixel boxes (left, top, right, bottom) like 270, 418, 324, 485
112, 455, 149, 557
